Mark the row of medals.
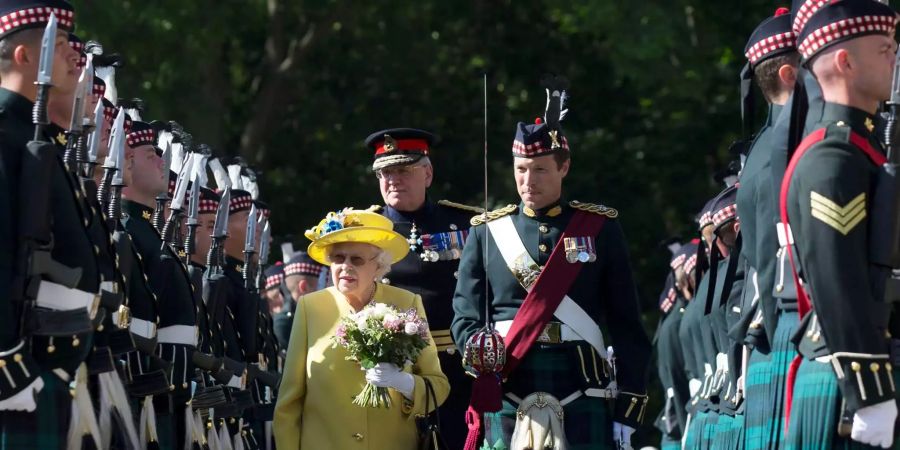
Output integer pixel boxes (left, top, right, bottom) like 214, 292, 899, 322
408, 224, 467, 262
564, 236, 597, 263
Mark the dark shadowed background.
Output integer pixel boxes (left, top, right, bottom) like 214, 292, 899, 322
73, 0, 780, 445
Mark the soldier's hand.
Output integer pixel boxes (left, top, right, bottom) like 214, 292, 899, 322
851, 400, 897, 448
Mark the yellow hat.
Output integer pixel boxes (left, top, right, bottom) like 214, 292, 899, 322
305, 208, 409, 265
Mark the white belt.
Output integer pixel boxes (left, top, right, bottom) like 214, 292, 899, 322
494, 320, 583, 343
36, 280, 96, 312
157, 325, 198, 346
776, 222, 794, 246
130, 318, 158, 339
227, 374, 244, 389
100, 281, 118, 294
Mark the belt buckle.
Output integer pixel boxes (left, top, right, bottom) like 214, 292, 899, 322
113, 305, 132, 330
537, 323, 562, 343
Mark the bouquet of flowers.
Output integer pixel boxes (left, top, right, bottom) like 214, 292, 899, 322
333, 302, 430, 408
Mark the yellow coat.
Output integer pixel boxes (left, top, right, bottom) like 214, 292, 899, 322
274, 283, 450, 450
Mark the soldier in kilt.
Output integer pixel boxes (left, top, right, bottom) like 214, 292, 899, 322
779, 0, 900, 447
734, 7, 802, 450
0, 2, 104, 448
452, 83, 651, 450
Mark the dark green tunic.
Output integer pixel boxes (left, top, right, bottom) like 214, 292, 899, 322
452, 199, 651, 448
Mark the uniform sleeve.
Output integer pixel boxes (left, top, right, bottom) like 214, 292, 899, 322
401, 295, 450, 419
273, 295, 309, 450
451, 224, 487, 353
599, 219, 651, 426
794, 145, 894, 411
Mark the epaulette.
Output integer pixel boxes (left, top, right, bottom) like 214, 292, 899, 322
437, 199, 485, 214
365, 204, 383, 213
470, 204, 517, 226
569, 200, 618, 219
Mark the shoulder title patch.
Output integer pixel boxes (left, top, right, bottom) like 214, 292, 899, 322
810, 191, 866, 235
438, 199, 485, 214
569, 200, 619, 218
470, 204, 518, 226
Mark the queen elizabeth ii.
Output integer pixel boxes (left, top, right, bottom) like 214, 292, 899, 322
274, 208, 449, 449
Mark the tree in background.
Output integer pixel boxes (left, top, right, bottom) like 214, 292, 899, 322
74, 0, 776, 444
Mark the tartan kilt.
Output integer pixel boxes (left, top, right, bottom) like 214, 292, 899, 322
767, 311, 800, 447
661, 434, 682, 450
0, 370, 72, 450
684, 410, 709, 450
783, 359, 875, 450
710, 413, 745, 450
743, 348, 774, 450
700, 411, 719, 450
480, 343, 614, 450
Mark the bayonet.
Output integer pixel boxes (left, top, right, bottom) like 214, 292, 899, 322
83, 99, 104, 179
32, 14, 57, 141
160, 153, 192, 250
255, 219, 271, 290
106, 110, 127, 225
183, 172, 201, 265
243, 205, 258, 291
207, 186, 231, 270
98, 109, 125, 216
152, 140, 173, 232
886, 50, 900, 162
63, 63, 91, 171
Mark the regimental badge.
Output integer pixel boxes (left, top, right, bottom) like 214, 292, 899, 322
865, 117, 875, 133
383, 134, 397, 153
141, 210, 152, 220
512, 253, 541, 289
564, 236, 597, 263
56, 132, 67, 146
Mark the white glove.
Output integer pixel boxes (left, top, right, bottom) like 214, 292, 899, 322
0, 377, 44, 412
689, 378, 702, 397
365, 363, 415, 398
612, 422, 635, 450
851, 400, 897, 448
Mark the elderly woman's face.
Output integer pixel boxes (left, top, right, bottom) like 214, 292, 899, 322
328, 242, 380, 297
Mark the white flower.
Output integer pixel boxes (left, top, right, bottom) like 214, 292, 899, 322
372, 303, 390, 318
356, 317, 368, 330
404, 322, 419, 335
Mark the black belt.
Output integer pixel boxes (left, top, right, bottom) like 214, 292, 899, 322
87, 346, 115, 375
776, 298, 798, 312
25, 307, 93, 336
193, 385, 228, 409
126, 369, 171, 397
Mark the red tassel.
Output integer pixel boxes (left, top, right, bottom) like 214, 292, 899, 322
783, 355, 803, 432
774, 7, 789, 16
534, 117, 542, 125
471, 374, 503, 412
464, 406, 483, 450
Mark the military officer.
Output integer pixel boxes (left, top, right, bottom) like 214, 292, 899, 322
0, 2, 103, 448
121, 119, 198, 449
735, 9, 802, 449
365, 127, 482, 449
451, 92, 651, 450
779, 0, 899, 447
